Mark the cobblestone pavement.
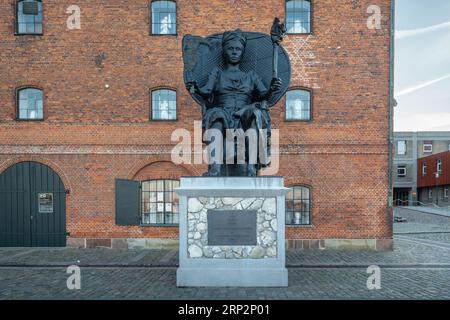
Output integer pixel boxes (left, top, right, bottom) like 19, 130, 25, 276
1, 267, 449, 300
0, 208, 449, 299
394, 207, 450, 234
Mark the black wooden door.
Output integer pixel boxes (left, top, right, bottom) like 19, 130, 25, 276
0, 162, 66, 247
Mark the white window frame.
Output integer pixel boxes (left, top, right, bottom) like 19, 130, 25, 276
151, 88, 177, 121
437, 159, 442, 174
17, 87, 44, 120
286, 185, 311, 226
422, 162, 427, 176
423, 143, 433, 153
151, 0, 177, 35
397, 140, 407, 155
285, 89, 312, 121
397, 166, 406, 178
140, 179, 180, 225
285, 0, 312, 35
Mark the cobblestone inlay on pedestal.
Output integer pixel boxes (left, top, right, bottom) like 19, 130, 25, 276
187, 197, 277, 259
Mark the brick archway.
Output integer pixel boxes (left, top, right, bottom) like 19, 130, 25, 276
0, 155, 72, 192
132, 160, 193, 181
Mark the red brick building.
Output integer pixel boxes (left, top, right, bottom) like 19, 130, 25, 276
0, 0, 394, 250
417, 151, 450, 206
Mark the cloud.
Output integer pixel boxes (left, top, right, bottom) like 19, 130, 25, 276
396, 21, 450, 39
395, 112, 450, 132
395, 74, 450, 98
428, 123, 450, 131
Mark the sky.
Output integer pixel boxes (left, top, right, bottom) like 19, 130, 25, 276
394, 0, 450, 132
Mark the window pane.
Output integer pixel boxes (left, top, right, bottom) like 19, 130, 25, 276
34, 23, 42, 34
19, 109, 27, 119
302, 187, 310, 199
286, 211, 293, 224
302, 211, 310, 224
24, 14, 34, 23
287, 189, 294, 200
26, 22, 35, 33
293, 200, 303, 211
18, 23, 26, 33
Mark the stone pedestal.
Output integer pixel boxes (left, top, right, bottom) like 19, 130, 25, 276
175, 177, 289, 287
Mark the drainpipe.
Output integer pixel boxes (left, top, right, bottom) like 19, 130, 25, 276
388, 0, 396, 231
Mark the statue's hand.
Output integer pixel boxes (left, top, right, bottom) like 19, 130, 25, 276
186, 80, 199, 93
270, 78, 282, 93
258, 101, 269, 111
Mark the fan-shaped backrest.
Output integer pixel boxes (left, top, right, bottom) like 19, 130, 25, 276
183, 32, 291, 108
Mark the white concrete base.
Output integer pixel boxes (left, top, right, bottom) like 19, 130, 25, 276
175, 177, 289, 287
177, 268, 288, 287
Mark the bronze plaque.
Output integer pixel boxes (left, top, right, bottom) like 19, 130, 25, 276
207, 210, 257, 246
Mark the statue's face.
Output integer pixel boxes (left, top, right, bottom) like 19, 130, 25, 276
224, 40, 244, 65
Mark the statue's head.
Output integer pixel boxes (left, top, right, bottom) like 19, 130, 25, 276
222, 29, 247, 65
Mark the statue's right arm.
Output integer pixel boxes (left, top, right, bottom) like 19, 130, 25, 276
197, 67, 220, 98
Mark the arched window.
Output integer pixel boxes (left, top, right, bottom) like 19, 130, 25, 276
17, 87, 43, 120
286, 185, 311, 225
151, 0, 176, 35
141, 179, 180, 225
286, 89, 311, 121
16, 0, 43, 35
151, 89, 177, 120
286, 0, 311, 34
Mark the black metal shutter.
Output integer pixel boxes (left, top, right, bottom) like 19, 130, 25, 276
115, 179, 140, 226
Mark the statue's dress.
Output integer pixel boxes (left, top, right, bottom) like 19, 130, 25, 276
201, 67, 271, 168
203, 67, 270, 128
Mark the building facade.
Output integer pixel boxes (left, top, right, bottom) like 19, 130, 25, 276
0, 0, 394, 250
417, 151, 450, 207
393, 132, 450, 206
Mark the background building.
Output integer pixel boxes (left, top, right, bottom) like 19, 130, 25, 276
0, 0, 393, 250
393, 131, 450, 205
417, 150, 450, 206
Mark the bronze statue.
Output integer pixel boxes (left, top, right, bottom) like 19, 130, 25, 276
183, 18, 291, 177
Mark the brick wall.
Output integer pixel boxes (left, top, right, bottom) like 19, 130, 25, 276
0, 0, 393, 245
